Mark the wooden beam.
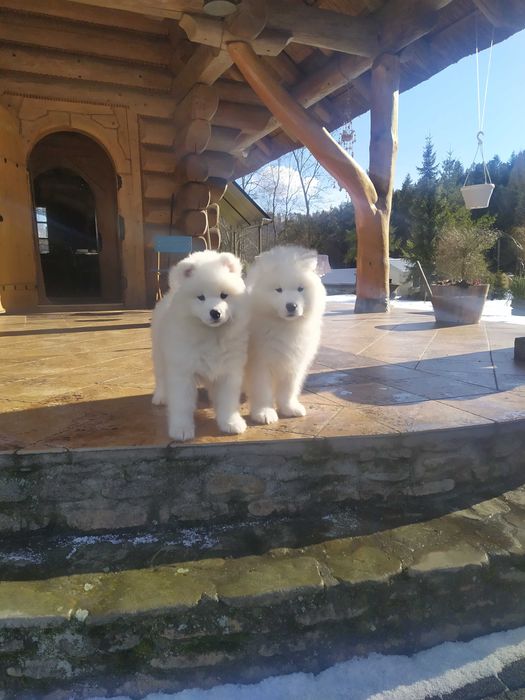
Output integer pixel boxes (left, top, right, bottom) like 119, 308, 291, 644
472, 0, 525, 28
173, 119, 212, 159
225, 0, 268, 40
62, 0, 201, 20
227, 41, 376, 211
171, 44, 233, 101
140, 118, 176, 146
0, 12, 171, 66
0, 45, 171, 91
0, 73, 176, 118
180, 6, 375, 57
233, 0, 457, 153
213, 101, 272, 133
208, 176, 228, 204
143, 151, 235, 181
215, 79, 263, 106
173, 83, 219, 127
376, 0, 456, 52
178, 209, 208, 237
204, 151, 235, 179
141, 146, 176, 173
177, 182, 211, 211
264, 0, 378, 56
143, 172, 175, 200
182, 154, 209, 182
208, 125, 241, 152
180, 13, 290, 57
0, 0, 168, 34
140, 116, 212, 152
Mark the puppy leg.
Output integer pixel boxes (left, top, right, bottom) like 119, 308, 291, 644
151, 341, 166, 405
276, 367, 307, 417
213, 374, 247, 435
165, 370, 197, 441
249, 364, 278, 424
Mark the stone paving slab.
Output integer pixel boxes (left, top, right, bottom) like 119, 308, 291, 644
0, 304, 524, 451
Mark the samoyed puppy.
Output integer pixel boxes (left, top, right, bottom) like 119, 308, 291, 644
151, 250, 248, 441
245, 245, 326, 424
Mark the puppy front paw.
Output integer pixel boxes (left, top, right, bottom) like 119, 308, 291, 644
169, 420, 195, 442
152, 388, 166, 405
251, 407, 279, 424
279, 400, 306, 418
218, 413, 247, 435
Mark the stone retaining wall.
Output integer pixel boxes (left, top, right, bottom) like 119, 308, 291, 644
2, 486, 525, 699
0, 420, 524, 534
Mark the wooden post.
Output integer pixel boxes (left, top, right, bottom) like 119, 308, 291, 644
356, 53, 399, 313
0, 105, 39, 312
227, 41, 399, 312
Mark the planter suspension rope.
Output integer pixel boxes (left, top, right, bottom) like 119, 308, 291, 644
461, 20, 495, 209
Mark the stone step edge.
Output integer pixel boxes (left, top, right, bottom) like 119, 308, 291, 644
1, 420, 524, 536
3, 487, 525, 698
1, 484, 525, 630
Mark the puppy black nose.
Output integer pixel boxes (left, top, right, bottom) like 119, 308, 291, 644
210, 309, 221, 321
286, 303, 297, 313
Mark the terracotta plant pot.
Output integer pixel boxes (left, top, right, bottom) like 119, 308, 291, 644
460, 183, 495, 210
430, 284, 489, 325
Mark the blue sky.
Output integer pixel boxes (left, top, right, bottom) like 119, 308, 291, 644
320, 27, 525, 208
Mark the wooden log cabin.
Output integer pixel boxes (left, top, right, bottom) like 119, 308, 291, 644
1, 0, 524, 312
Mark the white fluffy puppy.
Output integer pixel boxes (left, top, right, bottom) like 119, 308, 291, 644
151, 250, 248, 442
245, 245, 326, 424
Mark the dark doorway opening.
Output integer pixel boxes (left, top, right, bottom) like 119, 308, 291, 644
33, 169, 101, 299
29, 131, 122, 304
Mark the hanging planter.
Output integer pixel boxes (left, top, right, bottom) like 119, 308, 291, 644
462, 130, 495, 210
461, 27, 495, 211
460, 182, 495, 209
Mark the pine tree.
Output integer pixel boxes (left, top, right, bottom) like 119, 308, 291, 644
391, 173, 414, 254
404, 137, 448, 276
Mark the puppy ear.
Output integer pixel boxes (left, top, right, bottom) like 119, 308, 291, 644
299, 250, 319, 272
219, 252, 242, 276
168, 258, 194, 289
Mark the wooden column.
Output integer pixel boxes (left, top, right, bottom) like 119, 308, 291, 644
0, 105, 39, 312
227, 41, 399, 312
356, 53, 399, 313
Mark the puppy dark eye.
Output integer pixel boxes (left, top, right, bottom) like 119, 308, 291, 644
197, 294, 205, 301
297, 286, 304, 292
276, 288, 283, 293
220, 292, 228, 299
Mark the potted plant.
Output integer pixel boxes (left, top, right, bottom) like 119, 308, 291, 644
511, 275, 525, 316
431, 222, 498, 325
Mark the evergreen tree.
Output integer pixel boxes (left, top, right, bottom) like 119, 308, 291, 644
440, 151, 465, 209
390, 173, 413, 255
403, 137, 448, 275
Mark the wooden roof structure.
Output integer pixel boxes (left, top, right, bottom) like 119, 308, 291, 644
1, 0, 524, 311
221, 182, 271, 229
2, 1, 524, 183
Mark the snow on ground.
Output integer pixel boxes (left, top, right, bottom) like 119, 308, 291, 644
95, 625, 525, 700
326, 294, 525, 325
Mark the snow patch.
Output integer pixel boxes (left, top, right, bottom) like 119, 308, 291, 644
89, 625, 525, 700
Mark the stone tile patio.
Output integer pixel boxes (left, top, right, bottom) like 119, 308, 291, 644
0, 300, 524, 451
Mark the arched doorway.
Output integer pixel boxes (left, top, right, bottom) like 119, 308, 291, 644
28, 131, 122, 303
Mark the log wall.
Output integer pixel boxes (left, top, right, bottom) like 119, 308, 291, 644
0, 1, 246, 307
